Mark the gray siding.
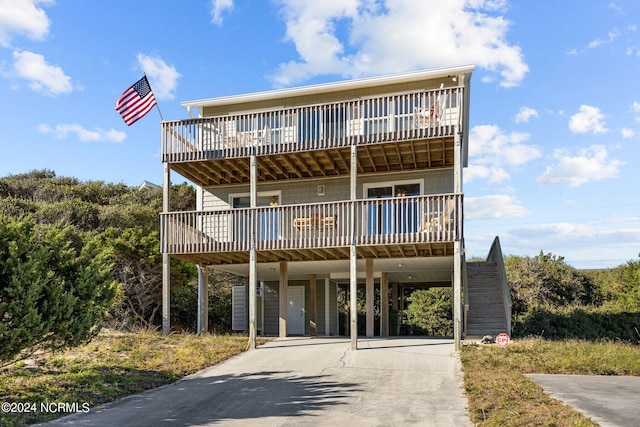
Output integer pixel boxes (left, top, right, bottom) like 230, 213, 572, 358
257, 280, 339, 337
263, 282, 279, 336
201, 78, 454, 117
202, 169, 454, 209
202, 191, 230, 210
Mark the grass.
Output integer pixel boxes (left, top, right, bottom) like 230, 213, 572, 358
461, 338, 640, 426
0, 329, 268, 427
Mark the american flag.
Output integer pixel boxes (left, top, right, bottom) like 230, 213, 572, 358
115, 76, 157, 126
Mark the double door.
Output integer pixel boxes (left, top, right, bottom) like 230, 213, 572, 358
231, 193, 280, 241
367, 182, 421, 236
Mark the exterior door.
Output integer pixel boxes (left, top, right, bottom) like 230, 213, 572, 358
287, 286, 305, 335
366, 182, 421, 235
231, 193, 280, 241
367, 186, 393, 235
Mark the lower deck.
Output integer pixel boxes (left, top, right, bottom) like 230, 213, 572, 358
163, 193, 461, 265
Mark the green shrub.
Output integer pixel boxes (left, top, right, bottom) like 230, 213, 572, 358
514, 306, 640, 343
0, 217, 117, 363
405, 288, 453, 336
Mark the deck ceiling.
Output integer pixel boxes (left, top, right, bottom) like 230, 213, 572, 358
168, 241, 454, 267
170, 248, 454, 284
169, 137, 454, 187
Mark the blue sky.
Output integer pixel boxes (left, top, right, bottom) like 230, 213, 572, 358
1, 0, 639, 268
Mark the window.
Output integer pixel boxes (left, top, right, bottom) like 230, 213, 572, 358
230, 192, 281, 241
364, 180, 423, 235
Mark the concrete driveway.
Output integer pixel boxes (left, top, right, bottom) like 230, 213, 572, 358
40, 337, 472, 426
527, 374, 640, 427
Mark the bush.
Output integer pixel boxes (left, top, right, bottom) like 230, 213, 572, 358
514, 306, 640, 343
170, 270, 238, 334
405, 288, 453, 336
506, 252, 598, 316
0, 217, 117, 363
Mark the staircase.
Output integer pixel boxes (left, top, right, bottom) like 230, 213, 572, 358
465, 261, 509, 340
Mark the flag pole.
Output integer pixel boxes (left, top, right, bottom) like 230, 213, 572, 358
155, 103, 165, 121
144, 73, 164, 121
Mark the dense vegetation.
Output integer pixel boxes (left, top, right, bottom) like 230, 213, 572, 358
402, 251, 639, 342
404, 288, 453, 335
0, 217, 116, 363
507, 252, 640, 343
0, 170, 240, 364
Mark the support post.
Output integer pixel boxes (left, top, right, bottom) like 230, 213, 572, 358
248, 153, 257, 349
244, 277, 250, 334
197, 265, 208, 335
454, 242, 462, 351
279, 261, 288, 337
453, 126, 463, 351
349, 143, 358, 350
309, 274, 317, 336
162, 162, 171, 335
365, 259, 374, 337
381, 272, 389, 337
324, 278, 330, 336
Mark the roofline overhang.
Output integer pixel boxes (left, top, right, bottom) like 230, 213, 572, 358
180, 64, 475, 110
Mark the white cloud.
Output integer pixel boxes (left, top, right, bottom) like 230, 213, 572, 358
271, 0, 528, 88
568, 105, 608, 134
464, 165, 510, 184
511, 222, 592, 239
630, 101, 640, 113
507, 218, 640, 258
210, 0, 233, 26
464, 165, 491, 182
609, 3, 624, 14
467, 124, 541, 183
136, 54, 181, 100
514, 106, 538, 123
620, 128, 634, 138
38, 123, 127, 143
10, 50, 72, 96
536, 145, 623, 187
588, 29, 620, 49
465, 215, 640, 267
626, 47, 640, 57
465, 195, 531, 220
0, 0, 53, 47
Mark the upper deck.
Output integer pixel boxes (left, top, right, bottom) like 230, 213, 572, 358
162, 67, 472, 187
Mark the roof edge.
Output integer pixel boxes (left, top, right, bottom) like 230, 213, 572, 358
181, 64, 475, 109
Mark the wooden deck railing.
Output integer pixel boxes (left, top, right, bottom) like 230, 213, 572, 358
161, 194, 462, 255
162, 87, 464, 162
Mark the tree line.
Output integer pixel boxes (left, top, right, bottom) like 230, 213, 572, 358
403, 252, 640, 342
507, 252, 640, 342
0, 170, 239, 364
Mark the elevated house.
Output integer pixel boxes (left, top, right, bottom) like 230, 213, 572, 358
160, 65, 511, 350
